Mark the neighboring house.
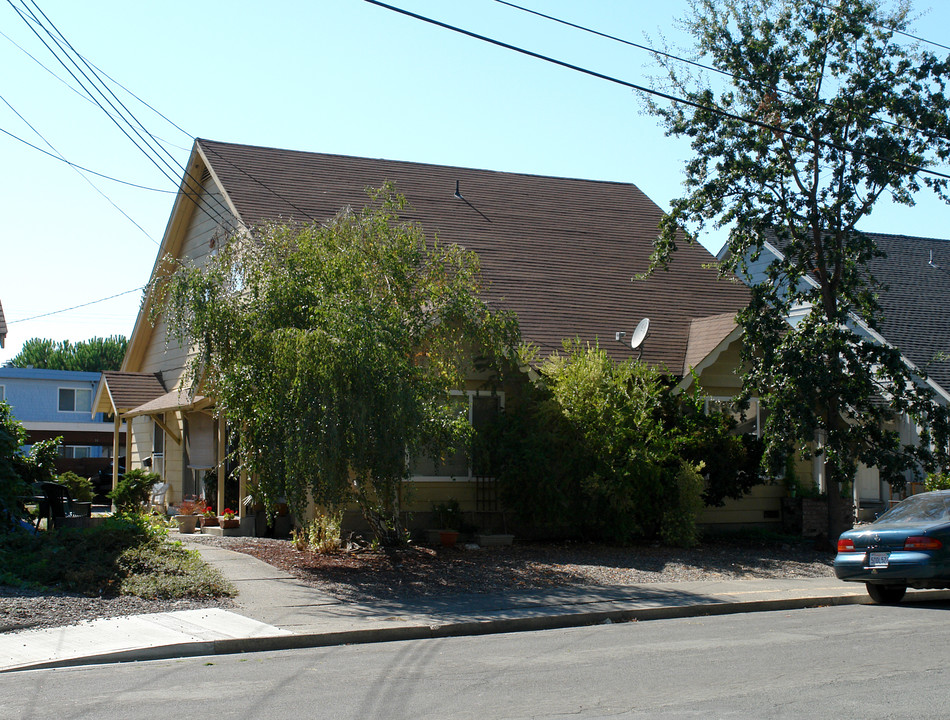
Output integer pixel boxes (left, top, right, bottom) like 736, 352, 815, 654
695, 231, 950, 519
97, 138, 777, 526
0, 367, 123, 475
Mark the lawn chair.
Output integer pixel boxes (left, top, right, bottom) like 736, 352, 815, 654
149, 482, 170, 513
39, 482, 88, 530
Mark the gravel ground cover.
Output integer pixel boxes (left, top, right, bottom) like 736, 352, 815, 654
1, 534, 834, 633
0, 586, 230, 633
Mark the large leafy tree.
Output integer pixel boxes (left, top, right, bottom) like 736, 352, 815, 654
155, 186, 518, 545
10, 335, 128, 372
648, 0, 950, 541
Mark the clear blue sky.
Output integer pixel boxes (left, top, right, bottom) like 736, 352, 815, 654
2, 0, 948, 365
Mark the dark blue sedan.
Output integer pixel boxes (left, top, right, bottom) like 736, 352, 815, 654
834, 490, 950, 603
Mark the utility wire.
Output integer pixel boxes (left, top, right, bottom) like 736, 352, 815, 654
17, 1, 184, 186
0, 93, 159, 243
815, 1, 950, 53
84, 58, 192, 143
199, 142, 321, 224
0, 25, 90, 105
0, 27, 192, 152
10, 1, 238, 231
0, 124, 175, 192
365, 0, 950, 183
25, 0, 237, 224
9, 1, 317, 235
7, 287, 145, 324
8, 1, 181, 188
496, 0, 950, 144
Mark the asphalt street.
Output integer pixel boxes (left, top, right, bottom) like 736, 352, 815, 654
5, 601, 949, 719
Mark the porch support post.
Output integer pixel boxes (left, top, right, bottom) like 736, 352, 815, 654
112, 413, 121, 492
217, 414, 226, 513
124, 415, 132, 479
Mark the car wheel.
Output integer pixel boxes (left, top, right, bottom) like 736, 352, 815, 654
865, 583, 907, 604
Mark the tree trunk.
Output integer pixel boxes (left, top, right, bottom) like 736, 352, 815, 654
825, 457, 852, 549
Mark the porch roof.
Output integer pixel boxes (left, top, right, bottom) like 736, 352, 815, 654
123, 389, 211, 419
93, 371, 166, 415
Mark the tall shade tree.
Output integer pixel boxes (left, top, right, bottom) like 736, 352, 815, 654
10, 336, 128, 372
647, 0, 950, 541
154, 186, 518, 545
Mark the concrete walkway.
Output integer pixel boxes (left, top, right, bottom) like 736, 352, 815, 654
3, 538, 948, 673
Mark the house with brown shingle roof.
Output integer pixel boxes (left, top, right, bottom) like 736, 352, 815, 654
102, 139, 777, 527
721, 230, 950, 519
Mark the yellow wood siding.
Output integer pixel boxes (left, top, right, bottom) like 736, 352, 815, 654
693, 340, 744, 396
130, 177, 232, 508
698, 482, 784, 526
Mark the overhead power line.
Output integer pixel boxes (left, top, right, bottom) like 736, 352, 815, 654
495, 0, 950, 145
7, 287, 145, 324
814, 1, 950, 53
0, 93, 160, 243
0, 123, 175, 192
0, 26, 193, 153
365, 0, 950, 183
9, 0, 240, 232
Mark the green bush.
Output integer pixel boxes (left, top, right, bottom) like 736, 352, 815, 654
108, 468, 160, 513
660, 461, 706, 548
495, 343, 759, 545
0, 402, 29, 531
0, 514, 234, 598
56, 471, 94, 503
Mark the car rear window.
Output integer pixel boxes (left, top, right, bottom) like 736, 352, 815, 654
876, 493, 950, 524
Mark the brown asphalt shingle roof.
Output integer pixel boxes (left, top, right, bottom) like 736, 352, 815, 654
100, 371, 167, 412
683, 312, 740, 375
198, 139, 750, 374
867, 232, 950, 392
764, 229, 950, 393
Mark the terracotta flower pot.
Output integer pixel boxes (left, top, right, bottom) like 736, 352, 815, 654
201, 516, 219, 527
220, 518, 239, 529
175, 515, 199, 534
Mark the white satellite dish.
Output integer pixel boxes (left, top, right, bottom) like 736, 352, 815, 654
630, 317, 650, 350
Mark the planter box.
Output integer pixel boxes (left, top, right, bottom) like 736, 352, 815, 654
475, 534, 514, 547
426, 529, 462, 546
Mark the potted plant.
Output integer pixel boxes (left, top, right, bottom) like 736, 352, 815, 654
430, 499, 462, 547
220, 507, 239, 529
200, 501, 219, 527
175, 498, 199, 534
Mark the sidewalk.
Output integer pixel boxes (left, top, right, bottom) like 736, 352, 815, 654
3, 539, 947, 673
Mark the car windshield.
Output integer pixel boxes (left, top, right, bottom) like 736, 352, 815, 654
876, 493, 950, 525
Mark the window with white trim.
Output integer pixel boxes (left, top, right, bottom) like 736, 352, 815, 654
0, 386, 5, 402
62, 445, 92, 459
410, 391, 504, 479
58, 387, 92, 413
705, 396, 762, 437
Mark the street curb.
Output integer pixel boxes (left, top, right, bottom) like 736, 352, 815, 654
3, 590, 901, 674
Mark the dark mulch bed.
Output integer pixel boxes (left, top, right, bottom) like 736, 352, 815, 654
184, 534, 835, 602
